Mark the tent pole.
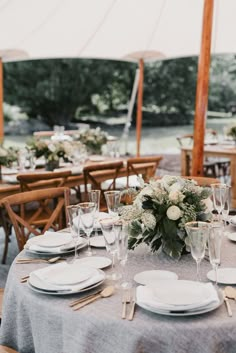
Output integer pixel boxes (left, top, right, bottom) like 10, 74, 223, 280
0, 58, 3, 145
191, 0, 214, 176
136, 58, 144, 157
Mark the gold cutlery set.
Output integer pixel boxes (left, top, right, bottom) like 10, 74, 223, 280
223, 286, 236, 317
122, 288, 136, 321
69, 286, 114, 311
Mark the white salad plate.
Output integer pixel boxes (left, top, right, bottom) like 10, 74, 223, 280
134, 270, 178, 286
74, 256, 112, 269
26, 232, 73, 248
207, 268, 236, 284
90, 236, 106, 248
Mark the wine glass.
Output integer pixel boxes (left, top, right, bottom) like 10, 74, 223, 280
99, 217, 121, 281
185, 221, 210, 282
104, 190, 121, 218
221, 185, 230, 231
88, 190, 101, 238
211, 183, 228, 220
78, 202, 96, 256
66, 205, 80, 262
208, 221, 223, 285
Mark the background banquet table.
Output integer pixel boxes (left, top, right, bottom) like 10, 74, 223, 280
1, 231, 236, 353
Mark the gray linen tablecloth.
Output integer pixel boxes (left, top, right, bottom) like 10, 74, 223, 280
1, 230, 236, 353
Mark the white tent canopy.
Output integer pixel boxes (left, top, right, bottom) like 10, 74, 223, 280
0, 0, 235, 62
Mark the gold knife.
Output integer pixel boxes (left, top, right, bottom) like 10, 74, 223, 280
223, 290, 233, 317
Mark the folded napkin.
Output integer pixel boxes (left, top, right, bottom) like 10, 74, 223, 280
136, 282, 219, 312
30, 262, 104, 292
54, 166, 82, 175
230, 216, 236, 225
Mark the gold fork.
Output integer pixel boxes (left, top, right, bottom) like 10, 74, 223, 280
122, 289, 131, 319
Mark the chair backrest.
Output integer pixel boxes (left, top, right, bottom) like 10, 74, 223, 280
126, 156, 163, 187
2, 187, 70, 251
17, 170, 72, 192
182, 176, 220, 186
83, 161, 124, 207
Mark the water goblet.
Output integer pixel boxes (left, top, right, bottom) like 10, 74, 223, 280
104, 190, 121, 218
99, 217, 121, 281
78, 202, 96, 256
88, 190, 101, 237
211, 183, 228, 221
66, 205, 80, 262
185, 221, 210, 282
208, 221, 223, 285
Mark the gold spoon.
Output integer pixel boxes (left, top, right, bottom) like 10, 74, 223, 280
73, 286, 115, 311
225, 286, 236, 301
16, 256, 62, 264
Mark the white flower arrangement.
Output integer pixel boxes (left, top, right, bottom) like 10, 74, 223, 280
120, 175, 212, 259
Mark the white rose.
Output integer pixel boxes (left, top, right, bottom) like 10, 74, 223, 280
169, 182, 182, 192
169, 190, 184, 203
166, 205, 182, 220
202, 198, 213, 212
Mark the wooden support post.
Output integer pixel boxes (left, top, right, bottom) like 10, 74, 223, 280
191, 0, 214, 176
0, 58, 3, 145
136, 58, 144, 157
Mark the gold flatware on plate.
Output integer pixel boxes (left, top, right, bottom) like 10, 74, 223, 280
128, 288, 136, 321
72, 286, 114, 311
223, 290, 233, 317
122, 290, 131, 319
225, 286, 236, 301
16, 256, 62, 264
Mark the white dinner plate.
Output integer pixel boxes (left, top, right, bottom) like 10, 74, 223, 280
25, 238, 87, 256
134, 270, 178, 286
207, 268, 236, 284
28, 272, 105, 296
74, 256, 112, 269
227, 233, 236, 242
90, 236, 106, 248
26, 232, 73, 248
137, 290, 223, 317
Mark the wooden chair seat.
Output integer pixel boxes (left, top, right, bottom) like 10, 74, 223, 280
2, 187, 70, 251
0, 346, 19, 353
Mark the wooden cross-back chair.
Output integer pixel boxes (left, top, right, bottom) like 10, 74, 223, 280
126, 155, 163, 187
83, 161, 124, 210
2, 187, 70, 251
181, 176, 220, 187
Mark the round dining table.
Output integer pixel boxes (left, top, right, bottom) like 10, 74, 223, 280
1, 228, 236, 353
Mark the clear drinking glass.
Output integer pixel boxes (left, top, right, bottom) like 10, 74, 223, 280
208, 221, 223, 285
185, 221, 210, 282
99, 217, 121, 280
88, 190, 101, 237
78, 202, 96, 256
66, 205, 80, 262
116, 220, 130, 288
104, 190, 121, 218
221, 185, 230, 228
211, 183, 229, 220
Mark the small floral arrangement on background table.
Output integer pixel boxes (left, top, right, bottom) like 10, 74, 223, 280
120, 175, 212, 259
0, 145, 19, 179
225, 122, 236, 143
27, 138, 85, 170
74, 127, 108, 155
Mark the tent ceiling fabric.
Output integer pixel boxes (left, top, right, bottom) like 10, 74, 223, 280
0, 0, 234, 62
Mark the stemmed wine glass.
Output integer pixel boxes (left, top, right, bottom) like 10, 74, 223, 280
211, 183, 229, 221
221, 185, 230, 232
104, 190, 121, 219
88, 190, 101, 238
78, 202, 96, 256
99, 217, 121, 281
208, 221, 223, 285
66, 205, 80, 262
185, 221, 210, 281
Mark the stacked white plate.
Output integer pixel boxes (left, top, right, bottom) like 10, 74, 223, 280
24, 231, 87, 255
28, 262, 105, 295
136, 280, 223, 316
230, 216, 236, 227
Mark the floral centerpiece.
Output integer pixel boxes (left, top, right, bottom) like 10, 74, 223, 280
75, 127, 108, 154
27, 138, 85, 170
0, 145, 18, 179
120, 175, 212, 259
